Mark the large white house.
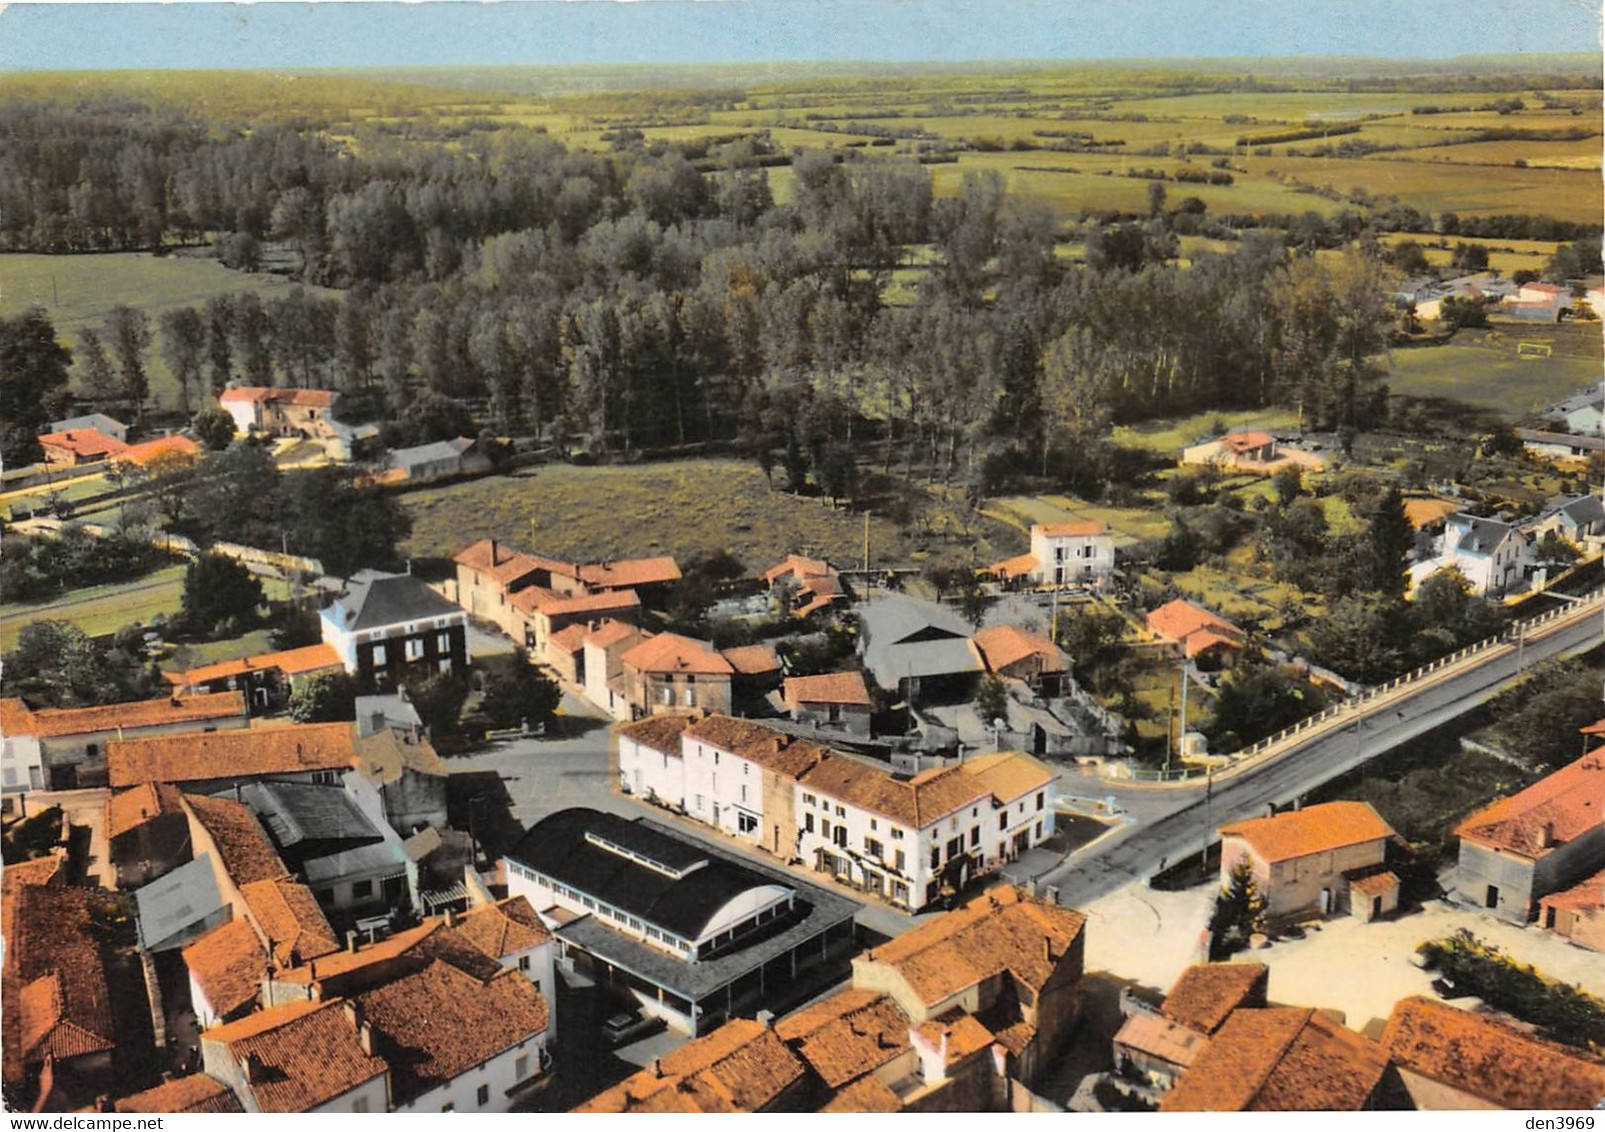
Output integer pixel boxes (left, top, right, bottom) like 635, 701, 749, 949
616, 713, 1060, 912
989, 521, 1116, 588
1409, 513, 1532, 597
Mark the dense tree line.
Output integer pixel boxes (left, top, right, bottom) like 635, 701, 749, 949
3, 92, 1467, 489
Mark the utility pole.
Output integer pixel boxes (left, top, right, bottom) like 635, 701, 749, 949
862, 510, 869, 573
1178, 656, 1190, 759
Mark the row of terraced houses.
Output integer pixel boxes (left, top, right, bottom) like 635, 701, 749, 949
616, 713, 1060, 912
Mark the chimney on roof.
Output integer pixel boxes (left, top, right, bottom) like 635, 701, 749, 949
1542, 821, 1557, 848
244, 1053, 267, 1084
490, 538, 499, 562
444, 907, 458, 928
358, 1021, 375, 1057
1043, 937, 1055, 965
170, 696, 181, 707
757, 1009, 775, 1029
344, 998, 364, 1033
346, 929, 361, 953
1292, 797, 1303, 812
652, 1058, 665, 1079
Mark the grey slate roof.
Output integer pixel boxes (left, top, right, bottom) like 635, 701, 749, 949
300, 837, 410, 885
1449, 513, 1518, 555
387, 437, 473, 470
332, 570, 462, 631
1518, 429, 1605, 453
50, 412, 127, 436
134, 853, 225, 952
1542, 494, 1605, 527
508, 808, 787, 941
237, 780, 381, 848
858, 594, 983, 688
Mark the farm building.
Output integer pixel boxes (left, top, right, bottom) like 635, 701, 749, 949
36, 427, 127, 465
49, 412, 128, 442
1453, 744, 1605, 924
1217, 801, 1396, 923
989, 521, 1115, 589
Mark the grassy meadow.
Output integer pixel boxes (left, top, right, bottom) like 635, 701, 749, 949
0, 251, 340, 412
400, 459, 1023, 570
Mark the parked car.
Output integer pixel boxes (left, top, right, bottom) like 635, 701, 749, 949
602, 1009, 664, 1047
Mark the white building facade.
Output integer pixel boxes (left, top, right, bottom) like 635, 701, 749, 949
1029, 522, 1116, 586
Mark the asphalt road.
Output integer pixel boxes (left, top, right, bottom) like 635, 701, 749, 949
1042, 596, 1605, 909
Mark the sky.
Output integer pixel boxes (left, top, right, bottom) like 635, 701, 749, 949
0, 0, 1599, 73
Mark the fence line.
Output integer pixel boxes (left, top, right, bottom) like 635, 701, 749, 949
1129, 586, 1605, 782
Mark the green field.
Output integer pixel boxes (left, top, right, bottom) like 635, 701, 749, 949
400, 460, 1020, 570
0, 252, 339, 412
0, 565, 188, 651
1386, 341, 1603, 418
0, 565, 298, 652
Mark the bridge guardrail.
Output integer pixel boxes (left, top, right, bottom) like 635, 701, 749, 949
1125, 584, 1605, 783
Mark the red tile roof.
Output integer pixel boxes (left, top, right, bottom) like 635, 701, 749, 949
1034, 520, 1109, 538
183, 793, 288, 886
857, 886, 1086, 1008
1538, 866, 1605, 913
36, 429, 127, 460
819, 1075, 903, 1113
573, 1019, 805, 1113
3, 885, 117, 1082
579, 556, 682, 590
987, 552, 1040, 580
800, 752, 990, 829
452, 539, 564, 588
616, 713, 697, 753
915, 1009, 997, 1065
1383, 997, 1605, 1110
219, 386, 337, 408
202, 999, 387, 1113
164, 644, 342, 691
448, 896, 551, 959
773, 987, 911, 1088
784, 671, 873, 708
5, 690, 246, 739
1454, 752, 1605, 860
107, 721, 357, 787
1348, 870, 1399, 897
182, 919, 268, 1020
530, 587, 641, 619
119, 434, 200, 467
1161, 963, 1269, 1035
721, 643, 781, 676
359, 961, 548, 1106
1147, 599, 1246, 657
959, 751, 1057, 804
1219, 801, 1394, 864
547, 623, 590, 654
114, 1074, 244, 1114
972, 624, 1066, 676
585, 619, 642, 649
106, 782, 186, 839
1161, 1007, 1389, 1111
683, 715, 828, 779
763, 554, 832, 585
239, 877, 341, 967
621, 632, 734, 677
1221, 431, 1274, 454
